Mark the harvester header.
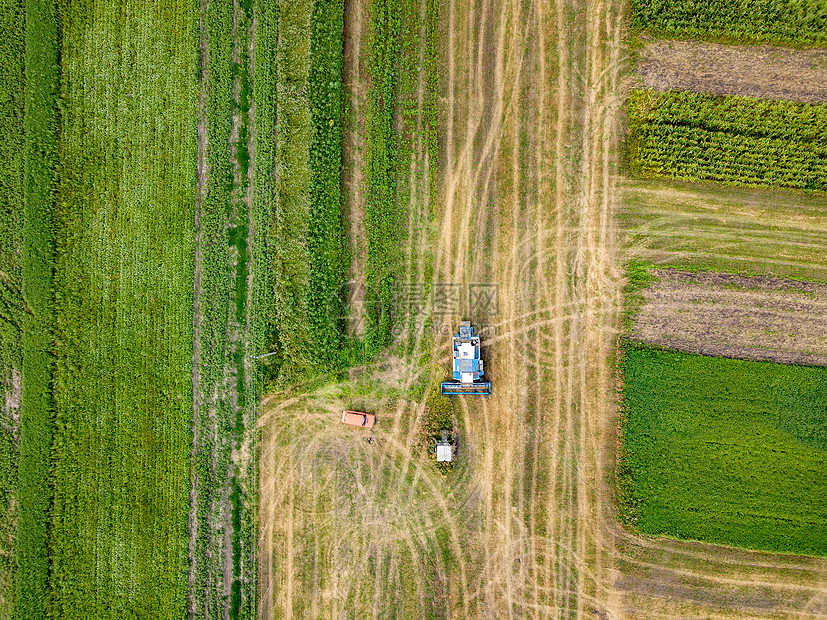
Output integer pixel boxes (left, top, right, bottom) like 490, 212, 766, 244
441, 321, 491, 396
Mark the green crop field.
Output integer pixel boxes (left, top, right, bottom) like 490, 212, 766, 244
307, 0, 346, 368
14, 0, 60, 616
621, 346, 827, 556
630, 0, 827, 46
260, 0, 347, 386
364, 0, 403, 352
4, 0, 323, 616
627, 90, 827, 191
271, 0, 315, 383
48, 1, 197, 617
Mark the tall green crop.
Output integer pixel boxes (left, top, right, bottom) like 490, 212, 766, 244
628, 90, 827, 191
364, 0, 402, 352
631, 0, 827, 46
0, 0, 26, 615
49, 1, 197, 617
307, 0, 346, 369
17, 0, 59, 616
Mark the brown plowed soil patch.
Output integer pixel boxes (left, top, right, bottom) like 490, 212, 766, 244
631, 269, 827, 366
635, 37, 827, 103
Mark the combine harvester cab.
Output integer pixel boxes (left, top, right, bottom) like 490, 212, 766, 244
441, 321, 491, 396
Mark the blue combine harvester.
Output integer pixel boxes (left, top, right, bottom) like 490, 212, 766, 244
441, 321, 492, 396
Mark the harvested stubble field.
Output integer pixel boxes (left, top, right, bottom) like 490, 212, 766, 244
260, 0, 626, 615
621, 178, 827, 282
256, 1, 827, 619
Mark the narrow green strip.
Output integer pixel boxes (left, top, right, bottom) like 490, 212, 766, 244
365, 0, 402, 352
17, 0, 58, 616
307, 0, 346, 369
628, 90, 827, 191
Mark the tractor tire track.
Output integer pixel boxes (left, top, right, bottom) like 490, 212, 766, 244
257, 1, 827, 618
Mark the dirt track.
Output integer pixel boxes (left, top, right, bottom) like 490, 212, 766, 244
342, 0, 369, 339
258, 1, 827, 618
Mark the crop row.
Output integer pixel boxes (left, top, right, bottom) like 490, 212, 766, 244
268, 0, 315, 383
189, 0, 243, 617
15, 0, 60, 617
229, 3, 256, 617
621, 346, 827, 556
628, 90, 827, 191
630, 90, 827, 143
48, 1, 196, 617
251, 0, 275, 379
252, 0, 277, 390
630, 0, 827, 46
261, 0, 348, 383
190, 0, 259, 616
0, 0, 25, 615
394, 0, 439, 352
364, 0, 402, 352
306, 0, 347, 369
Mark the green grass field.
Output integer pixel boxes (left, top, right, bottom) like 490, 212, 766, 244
621, 347, 827, 556
1, 0, 351, 616
260, 0, 348, 385
48, 1, 197, 617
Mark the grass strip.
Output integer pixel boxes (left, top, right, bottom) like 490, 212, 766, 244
17, 0, 59, 616
620, 178, 827, 282
270, 0, 314, 384
190, 0, 236, 616
0, 0, 26, 615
